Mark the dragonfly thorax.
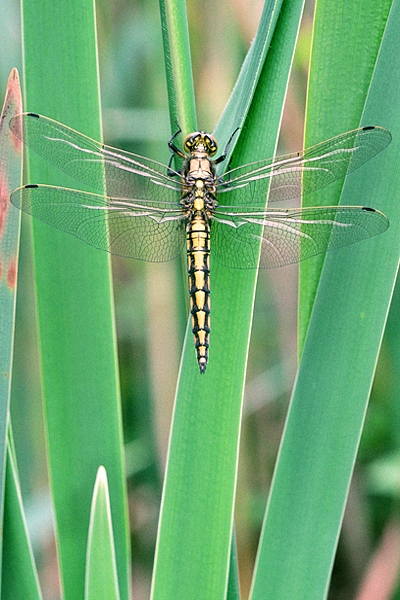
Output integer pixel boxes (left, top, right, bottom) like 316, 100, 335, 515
181, 155, 217, 214
185, 156, 216, 182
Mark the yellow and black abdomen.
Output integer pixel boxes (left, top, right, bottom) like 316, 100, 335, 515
186, 215, 211, 374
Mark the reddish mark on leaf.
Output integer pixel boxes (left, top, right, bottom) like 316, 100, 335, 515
9, 113, 22, 155
0, 174, 9, 238
7, 256, 17, 289
3, 372, 8, 379
2, 70, 22, 155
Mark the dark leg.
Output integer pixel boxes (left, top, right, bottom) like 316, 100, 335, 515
167, 124, 186, 173
168, 124, 186, 158
213, 127, 240, 165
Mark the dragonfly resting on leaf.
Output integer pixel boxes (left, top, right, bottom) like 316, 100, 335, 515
9, 113, 391, 373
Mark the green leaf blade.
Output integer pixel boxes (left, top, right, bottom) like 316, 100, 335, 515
85, 467, 121, 600
250, 2, 400, 598
159, 0, 197, 137
21, 1, 130, 599
0, 68, 23, 582
151, 2, 306, 598
300, 0, 393, 345
1, 429, 43, 600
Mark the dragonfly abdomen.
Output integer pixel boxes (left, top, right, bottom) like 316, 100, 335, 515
187, 216, 211, 374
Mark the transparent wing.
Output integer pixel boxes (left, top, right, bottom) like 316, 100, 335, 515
9, 112, 182, 200
217, 127, 391, 204
211, 204, 389, 269
11, 184, 186, 261
9, 115, 389, 269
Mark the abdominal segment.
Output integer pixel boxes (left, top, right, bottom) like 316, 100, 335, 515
187, 217, 211, 374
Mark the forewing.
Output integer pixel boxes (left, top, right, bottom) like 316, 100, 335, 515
9, 113, 181, 200
11, 184, 185, 261
211, 205, 389, 269
218, 127, 391, 204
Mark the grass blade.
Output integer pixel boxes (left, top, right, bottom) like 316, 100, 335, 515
0, 68, 22, 581
151, 2, 305, 598
21, 1, 130, 598
1, 428, 43, 600
214, 0, 285, 152
159, 0, 197, 134
85, 467, 121, 600
250, 2, 400, 598
299, 0, 392, 345
226, 532, 240, 600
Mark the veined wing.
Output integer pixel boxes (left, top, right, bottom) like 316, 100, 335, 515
9, 113, 182, 200
11, 184, 186, 261
217, 127, 391, 204
211, 204, 389, 269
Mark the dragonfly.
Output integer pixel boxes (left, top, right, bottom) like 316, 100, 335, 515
9, 113, 391, 373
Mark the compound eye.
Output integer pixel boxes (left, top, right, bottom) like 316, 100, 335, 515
205, 134, 218, 156
184, 133, 201, 153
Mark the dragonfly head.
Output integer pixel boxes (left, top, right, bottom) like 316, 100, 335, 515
184, 131, 218, 157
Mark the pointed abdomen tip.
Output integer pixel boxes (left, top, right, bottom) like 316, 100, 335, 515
199, 361, 207, 374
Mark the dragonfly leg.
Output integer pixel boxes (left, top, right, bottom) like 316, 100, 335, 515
167, 153, 181, 174
168, 123, 185, 157
213, 127, 240, 165
167, 123, 186, 174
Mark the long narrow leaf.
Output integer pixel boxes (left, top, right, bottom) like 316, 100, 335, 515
250, 2, 400, 598
1, 428, 43, 600
0, 68, 22, 581
151, 1, 305, 598
214, 0, 285, 153
21, 1, 130, 599
159, 0, 197, 134
299, 0, 392, 344
85, 467, 121, 600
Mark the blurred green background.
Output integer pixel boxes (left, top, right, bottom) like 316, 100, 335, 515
1, 0, 399, 599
